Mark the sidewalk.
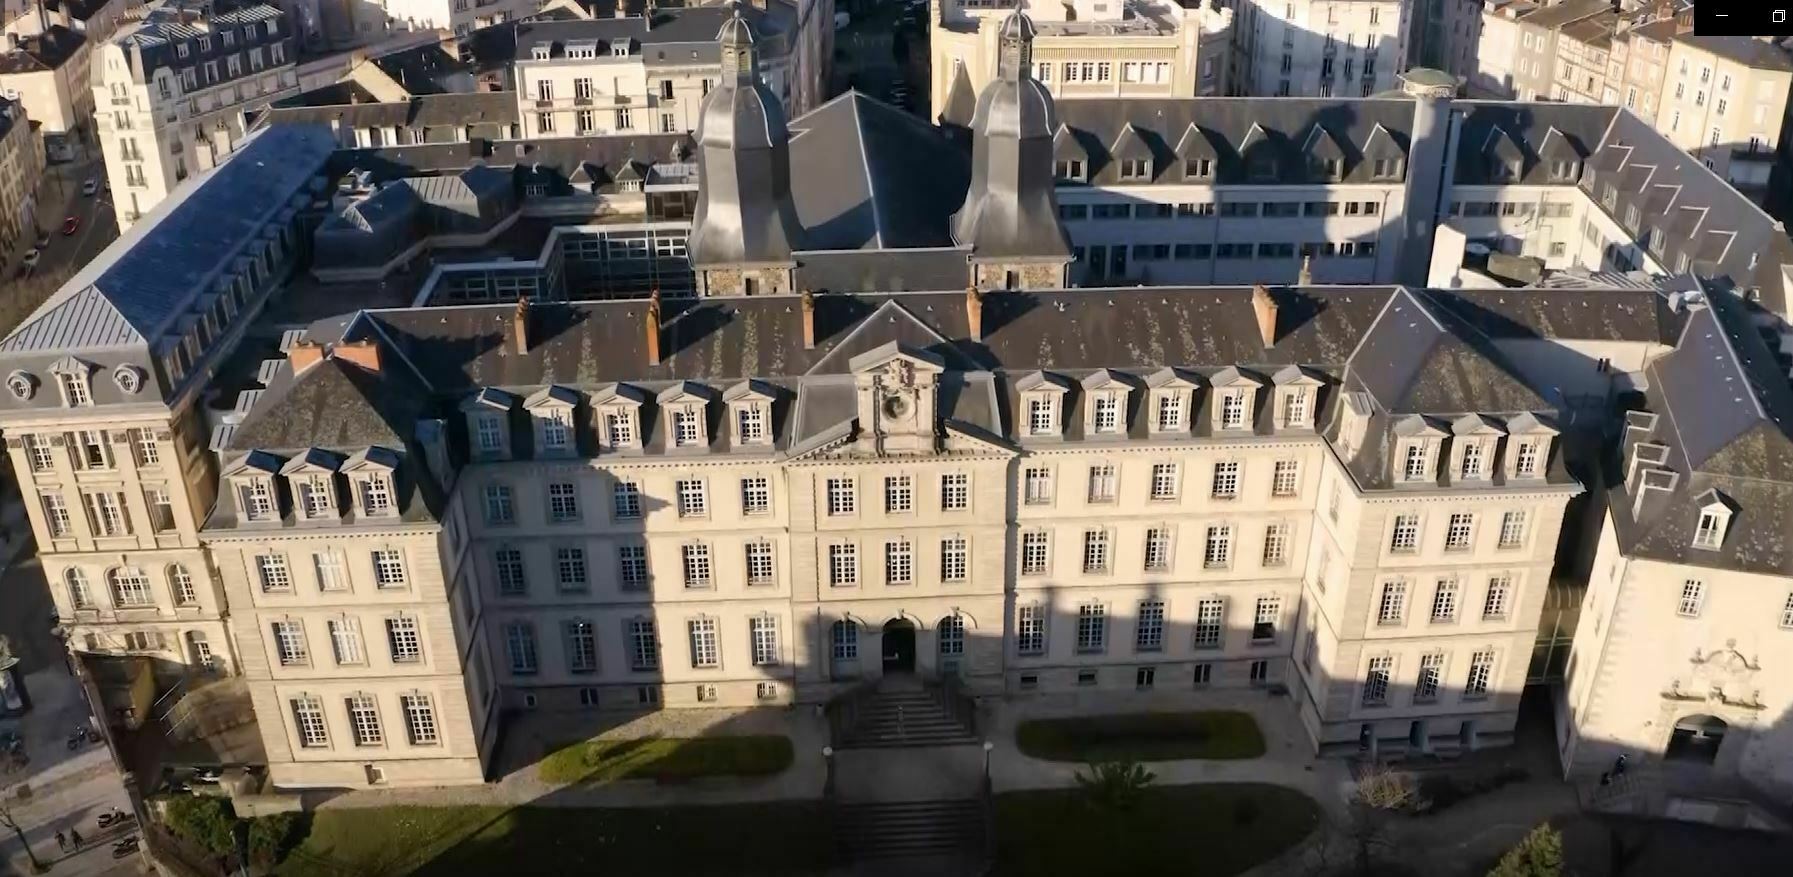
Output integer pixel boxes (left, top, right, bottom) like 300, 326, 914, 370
982, 688, 1356, 822
315, 705, 830, 811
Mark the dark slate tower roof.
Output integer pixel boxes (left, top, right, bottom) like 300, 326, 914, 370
949, 10, 1071, 262
687, 7, 805, 267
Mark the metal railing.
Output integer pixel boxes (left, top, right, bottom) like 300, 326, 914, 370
824, 678, 880, 748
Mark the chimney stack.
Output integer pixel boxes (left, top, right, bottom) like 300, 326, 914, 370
289, 340, 326, 374
965, 286, 984, 342
1251, 284, 1278, 348
513, 296, 531, 355
646, 289, 663, 366
800, 290, 816, 349
333, 340, 383, 373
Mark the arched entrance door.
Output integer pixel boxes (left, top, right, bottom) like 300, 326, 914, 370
1665, 714, 1728, 764
882, 619, 916, 675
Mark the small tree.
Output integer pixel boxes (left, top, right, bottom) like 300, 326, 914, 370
1488, 823, 1564, 877
1075, 760, 1156, 814
1347, 766, 1420, 875
162, 795, 239, 856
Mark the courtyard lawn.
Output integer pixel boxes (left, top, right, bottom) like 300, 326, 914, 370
280, 802, 836, 876
1014, 711, 1267, 762
994, 783, 1319, 876
537, 734, 794, 784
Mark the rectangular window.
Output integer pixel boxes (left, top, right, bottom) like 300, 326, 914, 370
1378, 581, 1407, 625
329, 619, 363, 665
750, 616, 779, 665
130, 428, 161, 466
1143, 527, 1172, 572
618, 545, 650, 590
1193, 663, 1212, 685
484, 484, 514, 524
1693, 511, 1723, 549
1219, 392, 1247, 429
940, 536, 968, 583
1017, 604, 1046, 655
1414, 653, 1444, 703
401, 694, 438, 745
41, 494, 71, 537
1155, 394, 1184, 431
1150, 463, 1179, 500
386, 617, 422, 663
740, 477, 770, 515
372, 549, 406, 588
1024, 467, 1053, 506
1021, 531, 1049, 575
360, 477, 394, 516
681, 543, 712, 589
629, 620, 659, 670
883, 476, 913, 513
24, 434, 53, 472
1460, 442, 1485, 479
1390, 514, 1420, 553
672, 409, 702, 446
885, 539, 914, 585
1203, 525, 1231, 568
1088, 464, 1117, 503
688, 618, 719, 668
1082, 529, 1110, 574
540, 410, 571, 451
565, 621, 597, 673
1076, 604, 1107, 654
827, 478, 857, 516
257, 554, 292, 592
1445, 513, 1475, 551
556, 547, 588, 592
1514, 441, 1540, 477
292, 696, 328, 748
1194, 597, 1225, 648
1028, 397, 1055, 434
145, 487, 176, 532
1252, 596, 1280, 642
506, 622, 539, 674
240, 480, 275, 521
941, 473, 970, 511
548, 482, 579, 522
475, 415, 504, 453
746, 541, 775, 585
1677, 579, 1705, 617
676, 479, 707, 517
1128, 601, 1166, 656
1281, 390, 1311, 428
1262, 523, 1289, 567
347, 694, 383, 746
1211, 462, 1241, 500
1363, 656, 1393, 705
1271, 460, 1299, 498
829, 543, 859, 587
1483, 576, 1511, 620
273, 620, 308, 666
1092, 396, 1121, 433
737, 406, 766, 443
1464, 650, 1495, 699
612, 481, 642, 519
605, 412, 635, 446
1430, 579, 1459, 623
1498, 511, 1527, 549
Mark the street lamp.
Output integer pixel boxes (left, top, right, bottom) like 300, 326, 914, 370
982, 740, 994, 782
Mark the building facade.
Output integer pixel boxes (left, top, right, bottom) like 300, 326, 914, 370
1228, 0, 1408, 98
1, 19, 94, 160
0, 97, 44, 259
91, 0, 298, 228
1651, 36, 1793, 205
928, 0, 1234, 121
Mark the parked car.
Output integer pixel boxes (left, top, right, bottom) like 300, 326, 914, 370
61, 215, 78, 235
81, 177, 98, 196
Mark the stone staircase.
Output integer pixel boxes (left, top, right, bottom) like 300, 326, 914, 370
839, 685, 979, 748
834, 798, 985, 861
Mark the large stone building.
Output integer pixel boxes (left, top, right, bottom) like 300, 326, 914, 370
1214, 0, 1409, 98
10, 9, 1793, 799
1, 17, 93, 161
927, 0, 1234, 121
91, 0, 298, 228
0, 96, 44, 257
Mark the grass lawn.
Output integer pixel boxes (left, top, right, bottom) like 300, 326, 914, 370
538, 734, 793, 784
1014, 711, 1266, 762
280, 802, 836, 876
995, 783, 1318, 876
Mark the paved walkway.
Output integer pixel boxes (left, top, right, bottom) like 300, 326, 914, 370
982, 688, 1356, 822
315, 705, 829, 811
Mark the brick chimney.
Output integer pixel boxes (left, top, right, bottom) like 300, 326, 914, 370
513, 296, 531, 355
800, 290, 816, 350
965, 286, 984, 342
333, 340, 382, 373
646, 289, 663, 366
288, 340, 326, 374
1251, 284, 1278, 347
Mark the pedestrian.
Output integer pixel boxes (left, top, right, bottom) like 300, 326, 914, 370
55, 830, 66, 851
1614, 754, 1629, 776
69, 828, 82, 848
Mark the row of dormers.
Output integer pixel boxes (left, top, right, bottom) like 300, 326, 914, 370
1014, 365, 1324, 439
221, 446, 405, 526
460, 378, 781, 460
1385, 412, 1559, 487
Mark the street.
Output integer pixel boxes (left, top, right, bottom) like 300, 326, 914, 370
17, 158, 120, 282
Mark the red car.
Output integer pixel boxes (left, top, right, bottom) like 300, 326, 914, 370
61, 215, 78, 236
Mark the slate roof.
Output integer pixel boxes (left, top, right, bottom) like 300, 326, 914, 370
262, 92, 519, 131
789, 91, 971, 250
1677, 34, 1793, 72
1451, 101, 1614, 185
112, 1, 289, 86
0, 25, 86, 74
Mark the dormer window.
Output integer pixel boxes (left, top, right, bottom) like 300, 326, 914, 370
1248, 154, 1277, 181
1054, 159, 1085, 181
1118, 158, 1152, 181
1459, 441, 1487, 479
725, 380, 776, 447
1185, 158, 1213, 179
1504, 413, 1557, 480
475, 415, 505, 454
673, 408, 704, 447
1310, 157, 1343, 179
1218, 390, 1248, 430
1028, 397, 1056, 434
738, 405, 766, 443
240, 479, 277, 521
56, 371, 91, 407
1092, 394, 1121, 434
359, 474, 394, 517
1017, 372, 1070, 438
295, 476, 335, 519
1154, 393, 1184, 431
1691, 491, 1734, 551
1514, 440, 1541, 478
1549, 160, 1579, 182
525, 386, 579, 458
539, 408, 572, 453
1371, 158, 1404, 180
658, 383, 712, 449
1402, 443, 1432, 482
462, 388, 516, 460
605, 409, 636, 446
532, 45, 550, 60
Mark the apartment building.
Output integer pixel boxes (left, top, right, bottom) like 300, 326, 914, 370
1611, 17, 1675, 121
0, 97, 44, 256
1550, 11, 1617, 105
1232, 0, 1408, 98
1653, 36, 1793, 204
0, 23, 92, 160
91, 0, 298, 228
1457, 0, 1528, 98
281, 0, 540, 49
512, 2, 804, 139
1560, 287, 1793, 806
928, 0, 1234, 121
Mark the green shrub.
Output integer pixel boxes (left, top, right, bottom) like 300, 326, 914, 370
247, 811, 309, 866
1487, 823, 1563, 877
1074, 761, 1156, 813
539, 735, 795, 784
162, 796, 237, 856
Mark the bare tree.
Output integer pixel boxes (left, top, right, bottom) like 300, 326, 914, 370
0, 795, 46, 873
1345, 765, 1421, 876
